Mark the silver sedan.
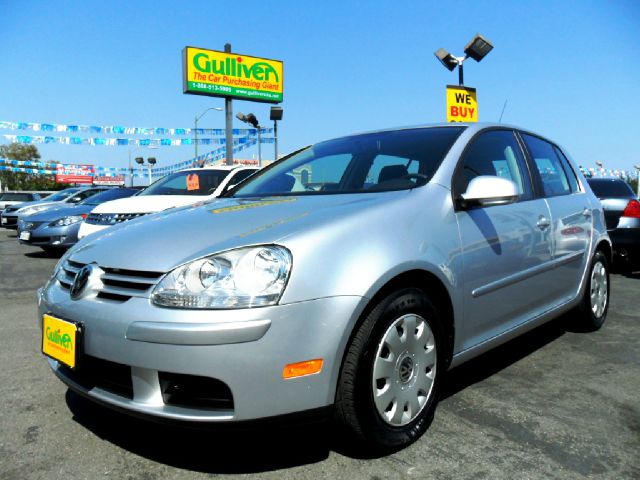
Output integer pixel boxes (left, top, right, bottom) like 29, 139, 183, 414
38, 123, 611, 451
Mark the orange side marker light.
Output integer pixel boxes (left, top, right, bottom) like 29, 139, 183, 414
283, 359, 324, 379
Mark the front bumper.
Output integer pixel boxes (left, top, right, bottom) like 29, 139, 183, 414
19, 222, 80, 248
38, 282, 364, 423
1, 213, 18, 228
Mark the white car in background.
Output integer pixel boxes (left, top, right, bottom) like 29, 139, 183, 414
0, 192, 44, 212
78, 165, 258, 239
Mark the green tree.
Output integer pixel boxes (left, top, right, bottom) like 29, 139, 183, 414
628, 177, 638, 196
0, 143, 66, 191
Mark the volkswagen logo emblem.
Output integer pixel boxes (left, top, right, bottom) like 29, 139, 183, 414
70, 264, 94, 300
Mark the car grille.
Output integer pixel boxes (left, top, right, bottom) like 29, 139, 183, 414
85, 212, 148, 225
57, 259, 164, 302
21, 221, 46, 231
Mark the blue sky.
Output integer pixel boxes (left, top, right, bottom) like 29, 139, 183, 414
1, 0, 639, 173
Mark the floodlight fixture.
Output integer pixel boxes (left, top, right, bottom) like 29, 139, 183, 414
435, 33, 494, 85
464, 34, 494, 62
134, 157, 144, 165
148, 157, 157, 166
270, 106, 283, 121
236, 112, 262, 165
434, 48, 458, 72
270, 107, 283, 161
595, 161, 603, 169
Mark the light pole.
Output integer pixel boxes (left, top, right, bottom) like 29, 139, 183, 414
194, 107, 223, 161
595, 161, 604, 177
128, 146, 159, 186
135, 157, 157, 185
270, 106, 283, 161
236, 112, 262, 166
434, 34, 494, 86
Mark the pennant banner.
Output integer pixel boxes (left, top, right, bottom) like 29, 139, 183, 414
2, 134, 274, 147
0, 121, 273, 136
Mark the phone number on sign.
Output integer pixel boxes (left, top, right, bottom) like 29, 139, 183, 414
192, 83, 232, 93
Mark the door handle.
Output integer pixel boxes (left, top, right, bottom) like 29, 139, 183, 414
537, 216, 551, 230
582, 208, 592, 218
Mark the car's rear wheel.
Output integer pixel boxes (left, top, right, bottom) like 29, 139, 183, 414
334, 288, 443, 451
577, 250, 610, 330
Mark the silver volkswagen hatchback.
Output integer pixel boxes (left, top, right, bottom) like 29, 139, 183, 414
38, 123, 611, 450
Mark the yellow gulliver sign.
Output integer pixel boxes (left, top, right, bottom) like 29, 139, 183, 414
446, 85, 478, 122
183, 46, 283, 103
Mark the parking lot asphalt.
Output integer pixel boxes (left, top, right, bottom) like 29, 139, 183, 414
0, 228, 638, 480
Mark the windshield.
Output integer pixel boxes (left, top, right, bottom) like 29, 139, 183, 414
80, 188, 138, 206
63, 188, 106, 203
140, 169, 233, 196
0, 193, 32, 201
233, 127, 464, 197
45, 188, 81, 202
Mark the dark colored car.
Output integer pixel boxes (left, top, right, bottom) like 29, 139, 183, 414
18, 188, 139, 252
587, 178, 640, 270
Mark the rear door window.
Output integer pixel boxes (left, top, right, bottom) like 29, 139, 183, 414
553, 147, 580, 193
521, 134, 572, 197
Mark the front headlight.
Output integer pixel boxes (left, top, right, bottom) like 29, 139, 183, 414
20, 205, 48, 215
49, 215, 87, 227
151, 245, 292, 309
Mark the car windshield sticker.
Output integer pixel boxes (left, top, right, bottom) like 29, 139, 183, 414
186, 174, 200, 191
210, 197, 297, 214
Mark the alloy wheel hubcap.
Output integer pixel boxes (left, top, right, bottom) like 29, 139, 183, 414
590, 260, 608, 318
372, 314, 436, 426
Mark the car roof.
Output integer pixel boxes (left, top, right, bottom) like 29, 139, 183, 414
322, 122, 552, 144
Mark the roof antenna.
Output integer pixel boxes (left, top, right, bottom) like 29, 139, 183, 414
498, 99, 508, 123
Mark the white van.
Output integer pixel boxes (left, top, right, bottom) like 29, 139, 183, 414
78, 165, 258, 239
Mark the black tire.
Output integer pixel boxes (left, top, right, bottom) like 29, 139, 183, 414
577, 250, 610, 331
334, 288, 444, 451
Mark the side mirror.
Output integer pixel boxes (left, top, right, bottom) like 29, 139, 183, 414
459, 176, 519, 209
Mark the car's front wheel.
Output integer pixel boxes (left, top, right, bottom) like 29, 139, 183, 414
334, 288, 444, 451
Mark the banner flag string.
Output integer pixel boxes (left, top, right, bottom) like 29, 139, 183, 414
0, 121, 273, 136
1, 134, 274, 147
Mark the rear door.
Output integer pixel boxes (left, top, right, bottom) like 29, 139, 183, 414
519, 133, 591, 303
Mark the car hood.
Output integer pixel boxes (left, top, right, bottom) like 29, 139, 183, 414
27, 204, 93, 221
89, 195, 210, 214
16, 201, 66, 214
69, 192, 412, 272
4, 199, 54, 212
